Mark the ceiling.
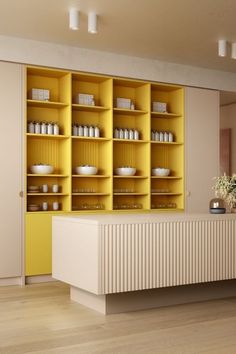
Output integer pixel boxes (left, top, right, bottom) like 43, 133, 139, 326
1, 0, 236, 74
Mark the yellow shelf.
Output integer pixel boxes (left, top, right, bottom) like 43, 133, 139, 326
72, 104, 109, 112
27, 99, 68, 108
151, 176, 182, 179
72, 136, 111, 142
151, 192, 182, 196
72, 174, 110, 178
72, 193, 110, 196
27, 133, 69, 140
27, 193, 68, 196
113, 192, 148, 196
113, 108, 147, 115
113, 175, 149, 179
151, 112, 181, 118
27, 174, 69, 177
151, 141, 183, 145
113, 138, 148, 143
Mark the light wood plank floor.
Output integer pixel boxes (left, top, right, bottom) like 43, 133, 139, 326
0, 282, 236, 354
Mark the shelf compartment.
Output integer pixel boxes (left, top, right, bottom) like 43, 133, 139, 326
27, 137, 70, 175
151, 194, 184, 210
113, 108, 147, 115
27, 194, 70, 212
113, 194, 149, 210
151, 144, 184, 178
72, 109, 112, 139
72, 139, 112, 176
72, 194, 111, 211
72, 177, 110, 197
72, 104, 109, 112
113, 111, 149, 141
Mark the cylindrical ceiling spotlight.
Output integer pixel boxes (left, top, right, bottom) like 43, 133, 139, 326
231, 43, 236, 59
69, 8, 79, 30
218, 39, 227, 57
88, 12, 97, 34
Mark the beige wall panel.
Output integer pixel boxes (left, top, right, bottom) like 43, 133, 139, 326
185, 87, 219, 212
0, 62, 22, 278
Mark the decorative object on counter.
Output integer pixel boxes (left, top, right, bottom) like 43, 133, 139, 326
30, 164, 54, 174
151, 130, 174, 142
116, 97, 131, 109
27, 121, 60, 135
115, 166, 136, 176
113, 128, 140, 140
75, 93, 95, 105
72, 124, 100, 138
212, 174, 236, 211
75, 165, 98, 175
152, 101, 167, 113
28, 88, 50, 101
209, 198, 226, 214
151, 168, 170, 176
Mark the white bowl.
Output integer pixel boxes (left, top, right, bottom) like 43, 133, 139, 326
30, 164, 54, 174
115, 167, 136, 176
75, 165, 98, 175
152, 168, 170, 176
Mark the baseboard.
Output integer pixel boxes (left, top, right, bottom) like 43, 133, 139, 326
0, 276, 24, 286
25, 274, 56, 284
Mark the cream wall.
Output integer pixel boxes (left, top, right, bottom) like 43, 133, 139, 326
220, 104, 236, 174
0, 35, 236, 91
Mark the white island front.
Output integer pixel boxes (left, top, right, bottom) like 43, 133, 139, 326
52, 213, 236, 314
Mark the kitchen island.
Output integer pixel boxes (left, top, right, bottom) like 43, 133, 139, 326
52, 213, 236, 314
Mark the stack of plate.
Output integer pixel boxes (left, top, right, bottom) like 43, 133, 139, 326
28, 204, 41, 212
28, 185, 40, 193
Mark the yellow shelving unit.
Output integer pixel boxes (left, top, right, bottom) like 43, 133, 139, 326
25, 65, 184, 276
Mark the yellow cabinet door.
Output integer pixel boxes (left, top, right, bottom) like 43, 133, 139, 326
25, 214, 52, 276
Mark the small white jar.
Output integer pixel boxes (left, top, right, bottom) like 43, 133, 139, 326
41, 122, 47, 134
28, 121, 35, 134
35, 122, 41, 134
83, 125, 89, 137
94, 126, 100, 137
42, 202, 48, 211
52, 184, 59, 193
52, 201, 59, 211
47, 122, 53, 135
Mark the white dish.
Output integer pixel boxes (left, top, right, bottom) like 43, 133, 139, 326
75, 165, 98, 175
152, 168, 170, 176
115, 167, 136, 176
30, 164, 54, 174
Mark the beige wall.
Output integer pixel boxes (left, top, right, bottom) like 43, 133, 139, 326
220, 104, 236, 174
185, 87, 219, 212
0, 35, 236, 92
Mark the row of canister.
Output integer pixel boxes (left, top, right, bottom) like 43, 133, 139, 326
72, 124, 100, 137
151, 130, 174, 142
28, 121, 60, 135
114, 128, 140, 140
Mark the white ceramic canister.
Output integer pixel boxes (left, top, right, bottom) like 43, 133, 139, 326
94, 126, 100, 137
52, 201, 59, 211
28, 121, 35, 134
151, 130, 155, 141
83, 125, 89, 137
72, 124, 78, 136
35, 122, 41, 134
114, 128, 119, 138
41, 122, 47, 134
155, 131, 160, 141
78, 125, 83, 136
53, 123, 59, 135
164, 132, 169, 142
52, 184, 59, 193
42, 184, 48, 193
168, 132, 174, 142
129, 129, 134, 140
159, 132, 164, 142
89, 126, 94, 137
47, 122, 53, 135
119, 128, 124, 139
134, 129, 139, 140
124, 128, 129, 139
42, 202, 48, 211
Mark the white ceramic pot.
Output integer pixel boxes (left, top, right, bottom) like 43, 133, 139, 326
30, 164, 54, 174
75, 165, 98, 175
115, 167, 136, 176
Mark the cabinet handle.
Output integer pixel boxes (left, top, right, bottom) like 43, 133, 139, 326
19, 191, 24, 198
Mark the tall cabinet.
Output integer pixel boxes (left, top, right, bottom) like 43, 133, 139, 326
25, 66, 184, 277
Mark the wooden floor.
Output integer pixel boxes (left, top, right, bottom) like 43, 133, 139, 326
1, 282, 236, 354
